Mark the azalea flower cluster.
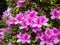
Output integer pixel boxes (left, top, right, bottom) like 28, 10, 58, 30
5, 10, 49, 32
2, 6, 60, 45
2, 9, 49, 44
1, 0, 60, 45
36, 28, 60, 45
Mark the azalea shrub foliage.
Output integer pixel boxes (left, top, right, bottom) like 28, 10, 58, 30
0, 0, 60, 45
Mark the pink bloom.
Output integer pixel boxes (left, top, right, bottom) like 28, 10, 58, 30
0, 28, 6, 32
15, 12, 23, 24
32, 16, 49, 27
45, 28, 53, 37
24, 10, 37, 18
19, 20, 29, 30
16, 0, 25, 8
0, 39, 3, 44
53, 38, 60, 44
6, 27, 11, 31
6, 17, 15, 26
0, 31, 5, 39
36, 31, 43, 40
2, 11, 10, 19
17, 33, 31, 44
18, 10, 38, 30
39, 34, 54, 45
0, 28, 11, 32
0, 28, 6, 39
28, 10, 37, 17
57, 33, 60, 40
52, 28, 59, 35
40, 41, 45, 45
8, 42, 12, 45
23, 10, 37, 25
50, 7, 60, 19
32, 27, 41, 33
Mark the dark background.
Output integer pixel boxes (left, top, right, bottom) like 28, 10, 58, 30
0, 0, 8, 19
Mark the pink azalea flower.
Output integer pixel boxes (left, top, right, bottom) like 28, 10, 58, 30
0, 31, 5, 39
28, 10, 37, 17
52, 28, 59, 35
2, 11, 10, 19
53, 38, 60, 44
50, 7, 60, 19
19, 20, 28, 30
8, 42, 12, 45
17, 33, 31, 44
32, 16, 49, 28
36, 31, 43, 40
16, 0, 25, 8
15, 12, 23, 24
6, 27, 11, 31
32, 27, 41, 33
45, 28, 53, 37
23, 10, 37, 25
39, 34, 54, 45
0, 39, 3, 44
57, 33, 60, 40
0, 28, 11, 33
6, 17, 15, 26
0, 28, 6, 32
